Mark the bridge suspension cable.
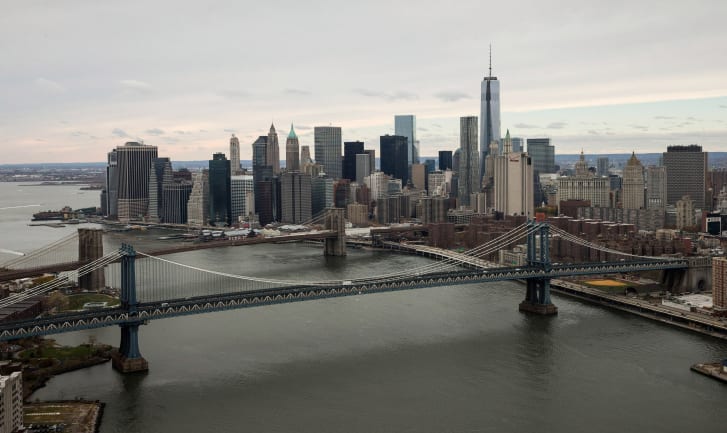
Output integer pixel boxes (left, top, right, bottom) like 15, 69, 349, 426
133, 223, 541, 293
0, 232, 80, 270
0, 250, 124, 308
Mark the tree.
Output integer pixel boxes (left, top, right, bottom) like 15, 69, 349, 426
47, 291, 69, 311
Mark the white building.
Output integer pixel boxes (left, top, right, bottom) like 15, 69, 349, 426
557, 151, 610, 210
493, 131, 534, 217
231, 175, 255, 223
0, 372, 23, 433
622, 152, 645, 209
364, 171, 390, 200
187, 170, 209, 226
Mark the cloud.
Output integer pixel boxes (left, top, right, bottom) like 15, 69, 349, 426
70, 131, 87, 137
654, 116, 675, 120
218, 89, 251, 99
145, 128, 164, 136
588, 130, 599, 135
294, 125, 312, 130
719, 105, 727, 109
223, 128, 236, 133
514, 123, 540, 129
35, 77, 66, 93
119, 79, 152, 93
112, 128, 130, 138
629, 124, 649, 131
547, 122, 567, 129
353, 88, 418, 101
434, 91, 470, 102
284, 88, 311, 96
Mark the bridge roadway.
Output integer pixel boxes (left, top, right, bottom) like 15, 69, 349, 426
0, 258, 689, 341
0, 230, 338, 282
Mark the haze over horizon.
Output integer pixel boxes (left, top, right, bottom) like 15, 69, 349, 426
2, 0, 726, 164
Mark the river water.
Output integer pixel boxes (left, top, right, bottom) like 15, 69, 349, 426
1, 182, 726, 433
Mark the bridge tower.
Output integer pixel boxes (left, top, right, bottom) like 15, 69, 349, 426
519, 221, 558, 315
111, 244, 149, 373
78, 228, 104, 290
324, 207, 347, 256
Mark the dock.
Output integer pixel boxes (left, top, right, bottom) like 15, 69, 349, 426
690, 362, 727, 384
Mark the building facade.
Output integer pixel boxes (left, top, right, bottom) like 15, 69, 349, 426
231, 175, 255, 223
480, 65, 501, 180
230, 134, 241, 174
0, 372, 23, 433
111, 141, 159, 221
314, 126, 342, 179
647, 165, 667, 209
161, 182, 192, 224
713, 257, 727, 314
380, 135, 409, 186
622, 152, 645, 209
557, 151, 610, 209
355, 154, 371, 185
280, 171, 312, 224
394, 115, 417, 165
343, 141, 364, 181
285, 124, 300, 172
493, 132, 533, 216
526, 138, 556, 174
675, 195, 695, 229
267, 123, 281, 174
187, 170, 209, 226
458, 116, 479, 206
663, 145, 707, 209
209, 153, 232, 226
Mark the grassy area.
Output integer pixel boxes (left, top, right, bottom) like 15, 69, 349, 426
65, 293, 119, 311
19, 344, 94, 361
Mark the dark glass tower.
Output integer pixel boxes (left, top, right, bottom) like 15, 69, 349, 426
343, 141, 365, 181
208, 153, 231, 226
380, 135, 409, 186
438, 150, 453, 171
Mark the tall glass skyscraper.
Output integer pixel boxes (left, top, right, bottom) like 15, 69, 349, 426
380, 135, 409, 186
209, 153, 231, 226
394, 115, 417, 165
314, 126, 343, 179
480, 58, 501, 181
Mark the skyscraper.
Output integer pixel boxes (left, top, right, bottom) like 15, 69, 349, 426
480, 50, 501, 181
267, 123, 280, 174
622, 152, 645, 209
252, 136, 268, 168
229, 134, 241, 174
647, 166, 667, 209
526, 138, 556, 174
510, 137, 524, 153
312, 173, 334, 217
380, 135, 409, 186
285, 124, 300, 171
280, 171, 312, 224
438, 150, 453, 171
663, 145, 708, 209
113, 141, 158, 221
493, 131, 533, 216
314, 126, 343, 179
231, 175, 255, 223
458, 116, 479, 206
209, 153, 231, 226
161, 181, 192, 224
355, 153, 371, 184
394, 115, 417, 164
187, 170, 209, 226
343, 141, 365, 181
556, 151, 610, 209
597, 156, 609, 177
148, 157, 172, 222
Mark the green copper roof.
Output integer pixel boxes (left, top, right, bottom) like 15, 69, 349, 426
288, 123, 297, 139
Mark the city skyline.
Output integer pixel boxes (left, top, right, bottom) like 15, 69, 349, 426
2, 1, 727, 163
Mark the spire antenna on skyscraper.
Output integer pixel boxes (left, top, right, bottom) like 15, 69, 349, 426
489, 43, 492, 78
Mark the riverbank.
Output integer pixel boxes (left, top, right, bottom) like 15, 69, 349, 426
550, 279, 727, 340
690, 363, 727, 384
25, 400, 104, 433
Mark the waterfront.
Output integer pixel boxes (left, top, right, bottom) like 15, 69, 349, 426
3, 183, 727, 432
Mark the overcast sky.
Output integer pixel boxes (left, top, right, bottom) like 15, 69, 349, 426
2, 0, 726, 163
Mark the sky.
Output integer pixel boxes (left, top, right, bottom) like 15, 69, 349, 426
1, 0, 726, 164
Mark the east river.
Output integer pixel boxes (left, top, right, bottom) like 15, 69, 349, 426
1, 182, 726, 432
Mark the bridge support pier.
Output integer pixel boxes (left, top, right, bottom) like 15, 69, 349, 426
112, 244, 148, 373
324, 208, 347, 257
519, 278, 558, 315
112, 322, 148, 373
520, 222, 558, 315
